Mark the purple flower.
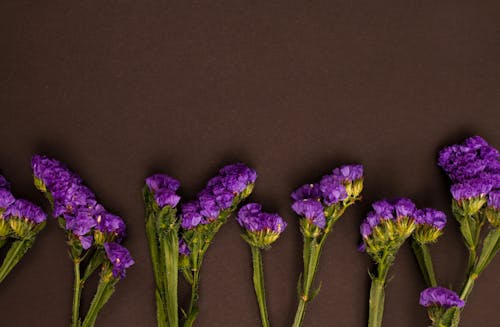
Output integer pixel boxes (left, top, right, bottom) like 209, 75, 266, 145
372, 200, 394, 219
237, 203, 286, 234
319, 175, 347, 205
219, 163, 257, 193
291, 199, 326, 228
392, 198, 417, 217
450, 178, 493, 200
360, 222, 372, 238
4, 199, 47, 224
214, 190, 234, 210
95, 212, 126, 238
145, 174, 180, 193
64, 184, 95, 208
291, 183, 321, 201
415, 208, 447, 230
488, 191, 500, 210
79, 235, 94, 250
438, 136, 499, 183
419, 287, 465, 309
0, 175, 10, 190
0, 189, 15, 209
154, 189, 181, 208
179, 239, 190, 256
332, 164, 364, 182
180, 201, 204, 229
104, 242, 134, 279
65, 210, 96, 236
198, 191, 220, 220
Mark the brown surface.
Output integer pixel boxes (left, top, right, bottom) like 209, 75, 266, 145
1, 1, 500, 326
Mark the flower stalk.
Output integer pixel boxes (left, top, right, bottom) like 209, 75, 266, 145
292, 164, 363, 327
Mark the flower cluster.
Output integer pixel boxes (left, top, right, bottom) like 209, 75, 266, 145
145, 174, 181, 208
291, 164, 363, 237
180, 163, 257, 230
32, 155, 133, 278
438, 136, 500, 215
413, 208, 447, 244
360, 199, 447, 255
0, 175, 46, 239
237, 203, 286, 248
419, 287, 465, 309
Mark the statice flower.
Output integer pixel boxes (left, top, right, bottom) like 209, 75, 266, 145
32, 155, 129, 250
486, 190, 500, 228
4, 199, 47, 224
0, 175, 47, 286
360, 198, 417, 246
176, 163, 257, 326
413, 208, 447, 244
237, 202, 286, 327
32, 154, 133, 326
0, 189, 15, 210
180, 163, 257, 231
420, 287, 464, 309
104, 242, 135, 279
180, 201, 204, 229
439, 136, 500, 216
319, 175, 348, 205
237, 203, 286, 248
291, 199, 326, 229
145, 174, 181, 208
438, 136, 499, 182
291, 164, 363, 326
291, 183, 321, 201
179, 239, 190, 256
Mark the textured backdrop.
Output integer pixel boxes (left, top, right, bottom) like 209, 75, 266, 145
1, 1, 500, 326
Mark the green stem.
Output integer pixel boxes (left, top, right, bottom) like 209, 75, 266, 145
81, 277, 117, 327
72, 260, 83, 327
292, 237, 322, 327
368, 278, 385, 327
411, 240, 437, 287
251, 246, 270, 327
0, 239, 31, 284
183, 271, 200, 327
163, 231, 179, 327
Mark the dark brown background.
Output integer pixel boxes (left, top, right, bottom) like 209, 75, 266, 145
1, 1, 500, 326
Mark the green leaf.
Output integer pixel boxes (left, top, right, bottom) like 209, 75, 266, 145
308, 281, 322, 302
82, 250, 105, 282
475, 228, 500, 274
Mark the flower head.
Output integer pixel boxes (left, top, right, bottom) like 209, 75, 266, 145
237, 203, 286, 234
179, 239, 190, 256
360, 198, 417, 258
32, 155, 129, 254
145, 174, 180, 193
218, 163, 257, 194
291, 183, 321, 201
4, 199, 47, 224
104, 242, 134, 279
180, 201, 204, 229
332, 164, 364, 182
415, 209, 447, 230
0, 189, 15, 210
145, 174, 181, 208
291, 199, 326, 229
438, 136, 499, 183
414, 208, 447, 243
319, 175, 347, 205
237, 203, 286, 247
419, 287, 465, 309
